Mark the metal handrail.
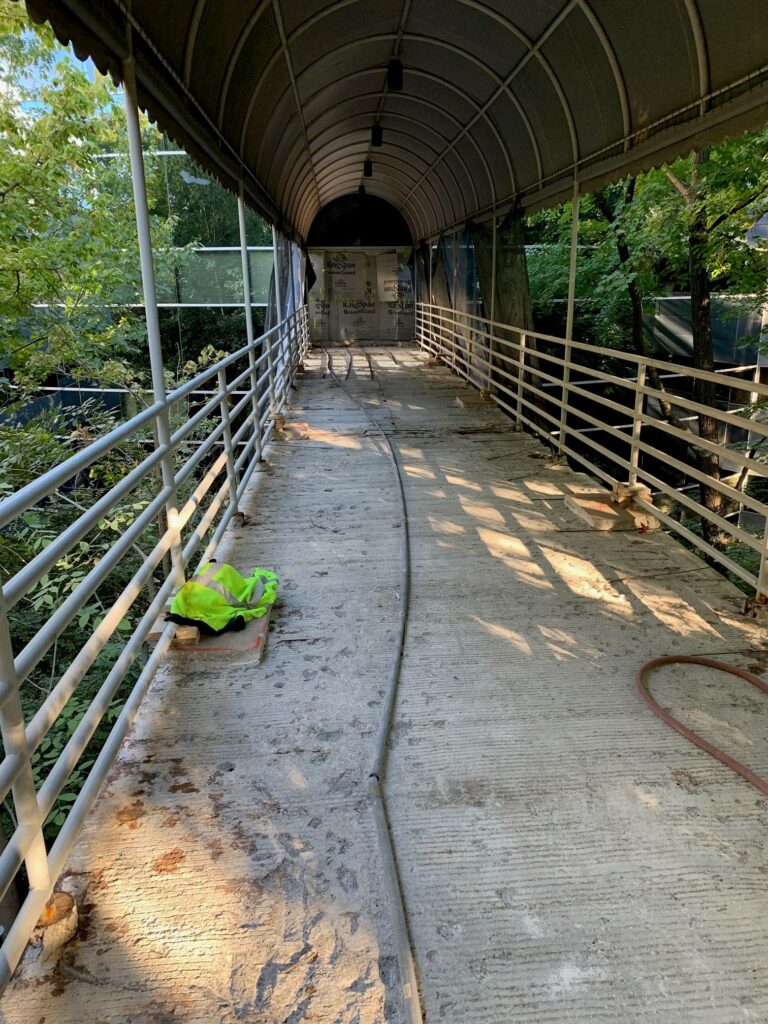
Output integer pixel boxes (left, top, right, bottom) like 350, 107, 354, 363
0, 306, 310, 986
417, 301, 768, 594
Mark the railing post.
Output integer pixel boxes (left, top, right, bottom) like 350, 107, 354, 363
286, 243, 298, 385
271, 225, 285, 410
487, 211, 497, 393
123, 54, 185, 590
0, 594, 50, 895
629, 362, 647, 486
516, 332, 527, 426
559, 179, 579, 454
237, 182, 263, 460
758, 521, 768, 598
558, 339, 572, 454
217, 368, 239, 515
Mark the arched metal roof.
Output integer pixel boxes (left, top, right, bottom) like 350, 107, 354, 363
27, 0, 768, 242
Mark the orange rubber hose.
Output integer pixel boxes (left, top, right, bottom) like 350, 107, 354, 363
636, 655, 768, 798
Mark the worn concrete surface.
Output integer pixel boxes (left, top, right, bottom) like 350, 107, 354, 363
3, 345, 768, 1023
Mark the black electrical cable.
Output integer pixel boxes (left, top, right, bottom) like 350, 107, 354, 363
325, 346, 423, 1024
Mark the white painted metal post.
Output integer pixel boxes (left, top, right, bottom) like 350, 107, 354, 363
628, 362, 646, 485
451, 234, 459, 372
272, 225, 286, 408
123, 56, 185, 589
0, 594, 50, 894
217, 368, 239, 514
565, 181, 580, 341
287, 242, 297, 384
237, 183, 262, 457
487, 211, 498, 392
559, 180, 580, 453
516, 333, 527, 425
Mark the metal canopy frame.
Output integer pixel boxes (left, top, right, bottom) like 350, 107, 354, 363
27, 0, 768, 243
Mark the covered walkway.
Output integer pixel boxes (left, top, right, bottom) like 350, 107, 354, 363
4, 348, 768, 1022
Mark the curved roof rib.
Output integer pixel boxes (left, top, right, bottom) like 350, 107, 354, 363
26, 0, 768, 241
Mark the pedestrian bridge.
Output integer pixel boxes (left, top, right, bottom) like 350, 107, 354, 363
3, 341, 768, 1023
3, 1, 768, 1021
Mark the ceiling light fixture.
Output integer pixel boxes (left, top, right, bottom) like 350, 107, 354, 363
387, 59, 403, 92
371, 124, 383, 147
363, 159, 373, 178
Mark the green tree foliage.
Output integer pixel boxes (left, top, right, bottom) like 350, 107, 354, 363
527, 127, 768, 351
526, 128, 768, 558
0, 5, 190, 396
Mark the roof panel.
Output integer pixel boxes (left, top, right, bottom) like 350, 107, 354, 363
590, 0, 699, 133
699, 0, 768, 92
541, 6, 625, 159
26, 0, 768, 240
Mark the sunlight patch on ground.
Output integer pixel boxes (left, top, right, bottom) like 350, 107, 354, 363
306, 428, 361, 450
459, 497, 506, 526
445, 474, 482, 492
623, 578, 722, 638
476, 527, 550, 589
470, 616, 533, 655
428, 515, 465, 535
404, 464, 436, 480
539, 547, 631, 614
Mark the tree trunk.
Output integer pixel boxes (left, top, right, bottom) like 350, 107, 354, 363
594, 183, 691, 440
688, 185, 725, 550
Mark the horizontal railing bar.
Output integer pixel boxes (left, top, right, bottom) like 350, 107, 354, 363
10, 486, 174, 688
420, 304, 768, 397
3, 441, 171, 611
0, 316, 292, 530
640, 383, 768, 440
562, 396, 768, 520
19, 449, 230, 760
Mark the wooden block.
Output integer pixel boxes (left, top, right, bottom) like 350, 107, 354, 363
146, 619, 199, 648
193, 605, 273, 663
479, 388, 496, 403
172, 625, 200, 647
623, 503, 661, 531
280, 420, 310, 439
564, 491, 637, 531
612, 481, 653, 506
455, 393, 486, 410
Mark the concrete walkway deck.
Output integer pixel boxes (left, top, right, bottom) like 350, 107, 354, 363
3, 345, 768, 1023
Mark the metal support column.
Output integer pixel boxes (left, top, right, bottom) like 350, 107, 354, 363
487, 210, 498, 391
628, 363, 646, 485
272, 225, 285, 409
559, 180, 580, 453
217, 367, 239, 515
0, 592, 49, 890
286, 241, 297, 385
451, 234, 459, 372
237, 183, 263, 459
123, 55, 185, 589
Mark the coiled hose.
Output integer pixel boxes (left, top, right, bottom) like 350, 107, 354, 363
636, 655, 768, 797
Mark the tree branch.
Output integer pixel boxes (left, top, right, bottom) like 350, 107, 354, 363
707, 182, 768, 233
664, 168, 694, 203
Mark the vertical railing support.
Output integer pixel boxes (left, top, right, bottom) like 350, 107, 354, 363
0, 593, 49, 895
286, 242, 297, 385
629, 362, 646, 486
487, 211, 498, 393
217, 367, 239, 514
271, 225, 285, 409
516, 333, 527, 426
559, 179, 580, 453
237, 183, 263, 460
451, 235, 459, 373
123, 54, 185, 590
